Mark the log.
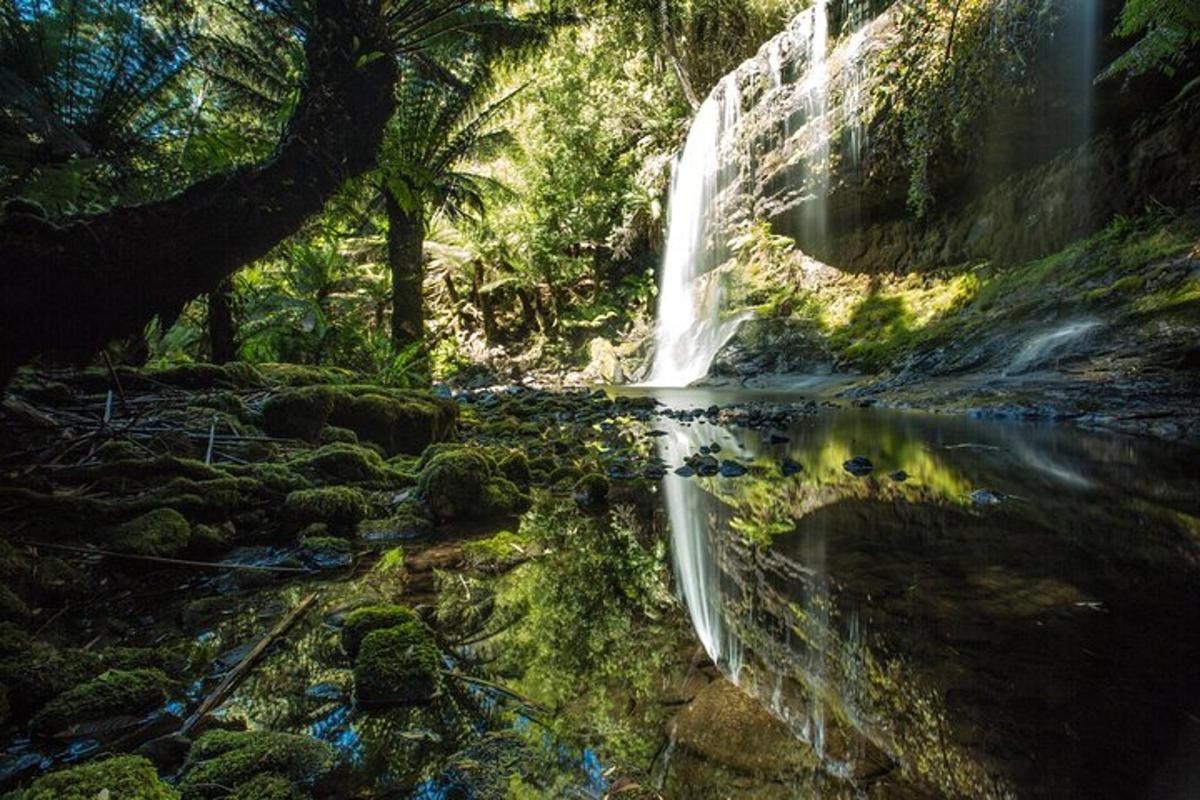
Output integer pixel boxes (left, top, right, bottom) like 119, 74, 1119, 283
180, 592, 319, 735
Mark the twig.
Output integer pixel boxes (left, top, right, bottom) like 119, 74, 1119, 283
15, 539, 314, 574
439, 670, 547, 713
101, 351, 129, 415
180, 593, 319, 735
204, 415, 217, 465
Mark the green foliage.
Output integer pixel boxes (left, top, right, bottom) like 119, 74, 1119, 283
1101, 0, 1200, 82
874, 0, 1046, 215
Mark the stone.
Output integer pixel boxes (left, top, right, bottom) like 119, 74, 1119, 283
843, 456, 874, 477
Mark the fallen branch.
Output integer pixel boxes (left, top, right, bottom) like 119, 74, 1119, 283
15, 539, 315, 574
180, 592, 319, 735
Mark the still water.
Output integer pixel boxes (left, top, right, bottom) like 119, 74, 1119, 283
93, 392, 1198, 799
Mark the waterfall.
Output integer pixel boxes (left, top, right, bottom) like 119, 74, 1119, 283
644, 75, 747, 387
646, 0, 831, 387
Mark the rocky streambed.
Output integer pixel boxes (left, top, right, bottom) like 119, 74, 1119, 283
1, 364, 1198, 799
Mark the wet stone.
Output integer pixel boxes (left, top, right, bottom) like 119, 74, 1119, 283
781, 458, 804, 477
843, 455, 874, 476
719, 460, 748, 478
889, 470, 909, 482
970, 489, 1007, 505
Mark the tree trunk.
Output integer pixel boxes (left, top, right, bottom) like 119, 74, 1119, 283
207, 278, 236, 364
0, 0, 397, 385
474, 261, 498, 343
386, 193, 426, 350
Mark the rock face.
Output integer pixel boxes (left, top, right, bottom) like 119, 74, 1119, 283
708, 1, 1200, 273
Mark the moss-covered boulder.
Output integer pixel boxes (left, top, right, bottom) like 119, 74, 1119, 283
259, 386, 337, 441
416, 448, 530, 524
289, 443, 389, 484
497, 452, 532, 487
108, 508, 191, 557
29, 668, 171, 736
573, 473, 610, 508
297, 535, 353, 569
0, 623, 100, 720
353, 621, 440, 707
328, 392, 456, 457
12, 755, 179, 800
283, 487, 367, 527
339, 604, 419, 658
229, 773, 305, 800
318, 425, 359, 445
178, 730, 337, 800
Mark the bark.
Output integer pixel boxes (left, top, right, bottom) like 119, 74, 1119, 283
207, 278, 236, 364
386, 192, 426, 350
473, 261, 497, 343
0, 0, 397, 384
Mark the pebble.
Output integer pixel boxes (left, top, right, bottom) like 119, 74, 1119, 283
843, 456, 874, 477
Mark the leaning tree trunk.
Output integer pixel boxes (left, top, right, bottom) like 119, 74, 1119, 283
386, 193, 426, 351
0, 0, 397, 386
207, 278, 236, 364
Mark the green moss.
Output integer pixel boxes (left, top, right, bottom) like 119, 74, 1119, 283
222, 462, 311, 495
188, 522, 235, 555
179, 730, 337, 800
497, 452, 532, 487
259, 386, 337, 441
462, 530, 533, 571
0, 624, 95, 719
108, 508, 191, 557
13, 755, 178, 800
353, 621, 440, 707
548, 465, 582, 486
573, 474, 610, 508
416, 448, 530, 523
361, 501, 432, 542
147, 362, 264, 390
373, 547, 406, 577
229, 774, 304, 800
283, 487, 367, 527
318, 425, 359, 444
30, 668, 171, 736
340, 604, 420, 657
328, 392, 456, 457
0, 585, 30, 624
290, 442, 388, 483
298, 535, 352, 569
94, 439, 142, 462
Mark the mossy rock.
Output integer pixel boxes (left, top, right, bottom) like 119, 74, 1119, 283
289, 443, 388, 484
107, 508, 191, 557
0, 625, 103, 720
298, 535, 353, 569
573, 474, 610, 508
188, 522, 236, 555
340, 604, 419, 658
30, 668, 171, 736
318, 425, 359, 445
11, 755, 178, 800
179, 730, 337, 800
360, 501, 433, 543
222, 463, 311, 496
353, 621, 439, 707
497, 452, 531, 487
416, 448, 530, 524
256, 363, 357, 386
229, 774, 305, 800
259, 386, 337, 441
548, 465, 582, 486
328, 392, 456, 457
283, 487, 367, 527
94, 439, 143, 462
0, 584, 30, 624
147, 362, 264, 390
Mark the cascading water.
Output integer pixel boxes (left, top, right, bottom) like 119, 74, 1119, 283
644, 75, 747, 388
646, 0, 830, 387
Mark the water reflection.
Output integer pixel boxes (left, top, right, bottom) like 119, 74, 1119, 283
654, 400, 1200, 798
